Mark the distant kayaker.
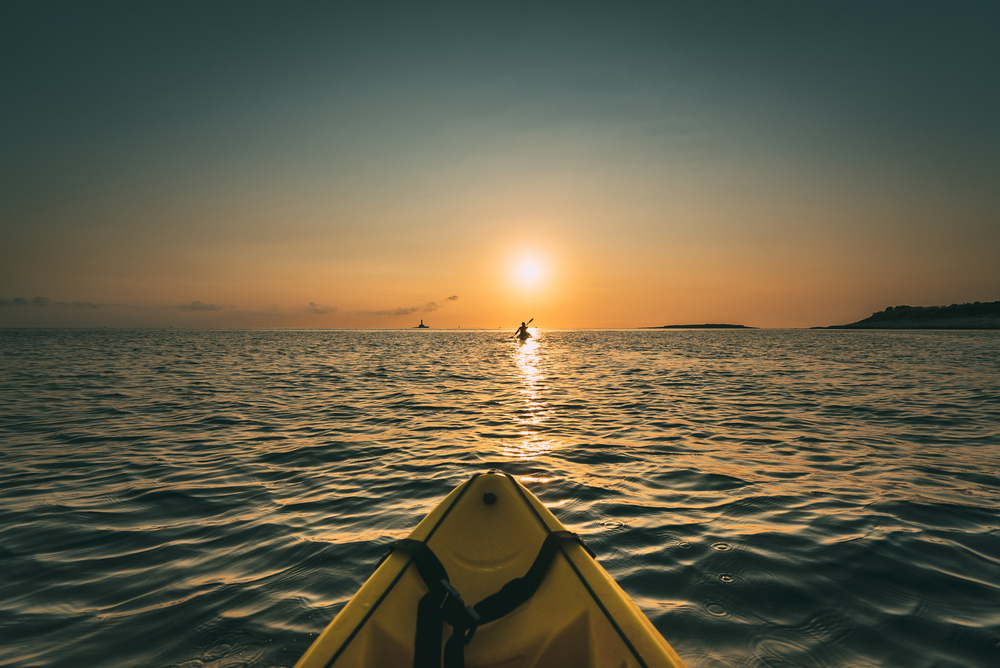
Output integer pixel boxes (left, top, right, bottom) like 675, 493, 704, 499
514, 322, 531, 340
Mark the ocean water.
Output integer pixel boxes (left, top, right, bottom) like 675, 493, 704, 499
1, 328, 998, 668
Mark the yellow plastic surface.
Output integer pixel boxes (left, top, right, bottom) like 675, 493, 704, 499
295, 472, 688, 668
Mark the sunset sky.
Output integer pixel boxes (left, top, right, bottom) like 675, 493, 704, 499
2, 2, 998, 328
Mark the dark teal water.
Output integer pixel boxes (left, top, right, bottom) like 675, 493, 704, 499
1, 329, 998, 668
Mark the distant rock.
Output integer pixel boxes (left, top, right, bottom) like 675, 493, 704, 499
826, 300, 1000, 329
648, 323, 755, 329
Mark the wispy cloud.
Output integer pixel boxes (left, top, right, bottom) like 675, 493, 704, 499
307, 302, 338, 314
356, 295, 459, 317
358, 306, 421, 316
422, 295, 459, 312
1, 297, 137, 309
0, 296, 49, 307
57, 300, 100, 309
173, 301, 225, 311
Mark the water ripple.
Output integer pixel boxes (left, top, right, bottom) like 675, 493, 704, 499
1, 328, 998, 667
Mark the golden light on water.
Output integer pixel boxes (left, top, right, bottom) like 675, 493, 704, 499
519, 476, 555, 484
513, 335, 542, 391
502, 335, 556, 460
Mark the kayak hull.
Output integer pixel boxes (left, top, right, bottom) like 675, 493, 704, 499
295, 471, 688, 668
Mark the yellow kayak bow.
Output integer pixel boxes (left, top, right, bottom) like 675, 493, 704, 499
295, 471, 688, 668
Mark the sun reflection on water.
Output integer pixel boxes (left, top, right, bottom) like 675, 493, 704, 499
513, 333, 542, 396
502, 333, 555, 460
519, 476, 555, 484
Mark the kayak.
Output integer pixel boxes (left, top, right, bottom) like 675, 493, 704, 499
294, 471, 688, 668
295, 472, 687, 668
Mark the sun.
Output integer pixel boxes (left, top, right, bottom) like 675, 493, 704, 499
518, 259, 542, 284
514, 257, 545, 288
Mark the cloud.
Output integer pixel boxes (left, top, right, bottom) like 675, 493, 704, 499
0, 296, 49, 307
359, 306, 421, 316
421, 295, 460, 312
1, 297, 143, 309
173, 301, 225, 311
56, 301, 100, 309
307, 301, 338, 314
357, 295, 460, 317
54, 300, 140, 309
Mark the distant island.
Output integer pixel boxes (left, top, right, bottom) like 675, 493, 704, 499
825, 300, 1000, 329
646, 323, 755, 329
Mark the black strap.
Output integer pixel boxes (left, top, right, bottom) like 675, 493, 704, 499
392, 539, 449, 588
391, 539, 480, 668
387, 531, 591, 668
473, 530, 592, 623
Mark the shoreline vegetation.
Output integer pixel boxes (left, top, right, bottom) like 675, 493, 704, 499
823, 300, 1000, 329
640, 300, 1000, 330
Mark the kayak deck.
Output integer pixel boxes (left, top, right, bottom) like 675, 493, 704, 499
295, 471, 688, 668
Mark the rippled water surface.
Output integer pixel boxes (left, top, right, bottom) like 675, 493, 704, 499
2, 329, 999, 668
